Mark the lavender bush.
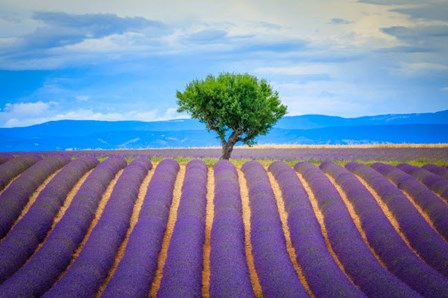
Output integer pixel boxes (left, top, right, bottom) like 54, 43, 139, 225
210, 160, 254, 297
0, 157, 126, 297
0, 155, 39, 191
295, 162, 418, 297
346, 162, 448, 278
423, 164, 448, 179
269, 161, 365, 298
372, 163, 448, 241
36, 146, 448, 162
43, 158, 152, 297
321, 161, 448, 297
157, 160, 208, 297
0, 152, 446, 295
0, 153, 13, 164
0, 155, 68, 239
242, 161, 309, 297
398, 163, 448, 203
101, 159, 179, 297
13, 146, 448, 162
0, 157, 98, 283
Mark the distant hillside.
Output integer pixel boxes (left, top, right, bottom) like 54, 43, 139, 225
1, 110, 447, 151
275, 110, 448, 129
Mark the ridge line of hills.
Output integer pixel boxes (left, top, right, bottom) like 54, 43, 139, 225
1, 110, 447, 151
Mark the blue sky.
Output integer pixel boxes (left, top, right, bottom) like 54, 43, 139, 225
0, 0, 447, 127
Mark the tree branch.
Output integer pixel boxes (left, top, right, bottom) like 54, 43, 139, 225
227, 130, 240, 146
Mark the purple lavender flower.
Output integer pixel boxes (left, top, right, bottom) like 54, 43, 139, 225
0, 157, 98, 284
210, 160, 254, 297
295, 162, 419, 297
0, 156, 68, 240
398, 163, 448, 203
242, 161, 309, 297
0, 157, 126, 297
372, 163, 448, 241
269, 161, 366, 298
322, 161, 448, 297
43, 158, 152, 297
102, 158, 179, 298
423, 164, 448, 179
0, 155, 39, 191
346, 162, 448, 278
0, 153, 13, 164
157, 160, 208, 297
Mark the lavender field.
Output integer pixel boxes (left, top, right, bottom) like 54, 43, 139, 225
7, 145, 448, 164
0, 151, 448, 297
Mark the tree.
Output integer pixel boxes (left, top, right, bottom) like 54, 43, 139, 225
176, 73, 287, 159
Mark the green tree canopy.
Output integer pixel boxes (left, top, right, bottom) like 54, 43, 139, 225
176, 73, 287, 159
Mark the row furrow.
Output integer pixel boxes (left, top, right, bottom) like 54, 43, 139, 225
0, 157, 98, 283
0, 157, 126, 297
0, 155, 40, 192
322, 161, 448, 297
0, 156, 68, 239
44, 158, 152, 297
157, 160, 208, 297
0, 158, 447, 297
243, 160, 309, 297
296, 162, 419, 297
270, 161, 364, 297
372, 162, 448, 241
210, 160, 254, 297
347, 162, 448, 278
399, 163, 448, 203
103, 158, 179, 297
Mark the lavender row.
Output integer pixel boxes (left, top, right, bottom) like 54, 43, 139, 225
372, 163, 448, 241
0, 155, 39, 191
346, 162, 448, 277
321, 161, 448, 297
30, 147, 448, 161
0, 157, 126, 297
0, 157, 98, 283
423, 164, 448, 179
102, 159, 179, 297
0, 155, 68, 239
0, 153, 13, 164
20, 150, 153, 161
242, 161, 309, 297
157, 160, 208, 297
44, 158, 152, 297
295, 162, 419, 297
269, 161, 365, 298
398, 163, 448, 202
210, 160, 254, 297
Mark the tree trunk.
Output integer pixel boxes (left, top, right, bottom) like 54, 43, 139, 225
220, 142, 234, 160
220, 130, 241, 160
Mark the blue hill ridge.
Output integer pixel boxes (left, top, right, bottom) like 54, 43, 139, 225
1, 110, 447, 151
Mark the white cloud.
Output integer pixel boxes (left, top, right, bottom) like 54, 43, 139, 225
1, 101, 51, 127
0, 101, 185, 128
2, 101, 52, 115
254, 64, 333, 76
271, 77, 415, 117
393, 62, 448, 76
0, 0, 416, 71
75, 95, 89, 102
0, 0, 447, 120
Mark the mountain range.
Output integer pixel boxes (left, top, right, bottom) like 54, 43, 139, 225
1, 110, 447, 152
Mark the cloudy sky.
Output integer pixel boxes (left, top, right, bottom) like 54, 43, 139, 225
0, 0, 447, 127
